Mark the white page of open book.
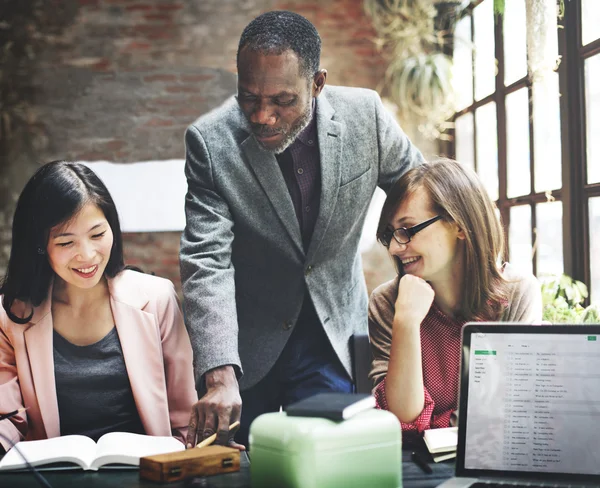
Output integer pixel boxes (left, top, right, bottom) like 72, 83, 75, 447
0, 435, 96, 470
91, 432, 185, 470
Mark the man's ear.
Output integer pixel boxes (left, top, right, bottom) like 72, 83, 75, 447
312, 69, 327, 97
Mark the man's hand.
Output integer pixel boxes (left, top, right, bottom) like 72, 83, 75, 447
186, 365, 245, 451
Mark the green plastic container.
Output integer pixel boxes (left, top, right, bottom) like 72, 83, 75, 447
249, 409, 402, 488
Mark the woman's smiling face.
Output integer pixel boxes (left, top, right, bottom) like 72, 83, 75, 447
46, 202, 114, 290
387, 186, 465, 285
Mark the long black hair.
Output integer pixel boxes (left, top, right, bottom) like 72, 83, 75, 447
1, 160, 124, 323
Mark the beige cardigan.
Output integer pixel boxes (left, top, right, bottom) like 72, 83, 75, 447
368, 263, 543, 388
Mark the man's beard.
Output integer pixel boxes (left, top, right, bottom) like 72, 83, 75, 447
254, 99, 313, 154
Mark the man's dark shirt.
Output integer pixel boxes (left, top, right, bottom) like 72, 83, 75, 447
274, 102, 343, 377
275, 104, 321, 251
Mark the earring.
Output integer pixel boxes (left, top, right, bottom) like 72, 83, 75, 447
37, 247, 45, 255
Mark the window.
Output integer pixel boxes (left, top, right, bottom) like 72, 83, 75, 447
451, 0, 600, 303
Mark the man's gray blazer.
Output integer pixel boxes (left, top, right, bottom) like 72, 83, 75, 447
180, 85, 423, 391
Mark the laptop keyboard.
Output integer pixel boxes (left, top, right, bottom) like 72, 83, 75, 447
471, 484, 585, 488
472, 485, 539, 488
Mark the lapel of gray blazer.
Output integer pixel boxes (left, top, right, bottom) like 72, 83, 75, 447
241, 130, 304, 256
306, 92, 343, 263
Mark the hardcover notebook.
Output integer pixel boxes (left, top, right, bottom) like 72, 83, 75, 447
437, 323, 600, 488
284, 393, 376, 421
424, 427, 457, 463
0, 432, 185, 472
424, 427, 457, 454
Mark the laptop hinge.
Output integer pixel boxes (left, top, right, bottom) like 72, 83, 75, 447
480, 475, 589, 487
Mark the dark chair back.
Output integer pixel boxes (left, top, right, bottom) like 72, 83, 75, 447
351, 333, 373, 394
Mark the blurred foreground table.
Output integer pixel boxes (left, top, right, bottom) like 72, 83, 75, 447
0, 447, 454, 488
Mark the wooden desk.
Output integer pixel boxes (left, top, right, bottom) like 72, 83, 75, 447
0, 449, 454, 488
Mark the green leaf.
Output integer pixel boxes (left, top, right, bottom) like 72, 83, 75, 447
493, 0, 505, 16
540, 273, 591, 323
582, 304, 600, 324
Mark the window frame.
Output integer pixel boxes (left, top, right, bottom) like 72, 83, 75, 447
560, 0, 600, 295
449, 0, 600, 302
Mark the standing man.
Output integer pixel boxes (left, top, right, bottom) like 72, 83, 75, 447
181, 10, 423, 449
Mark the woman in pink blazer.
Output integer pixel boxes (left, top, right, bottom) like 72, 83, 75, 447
0, 161, 197, 453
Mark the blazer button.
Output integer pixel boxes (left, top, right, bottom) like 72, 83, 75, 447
305, 265, 313, 276
283, 321, 293, 330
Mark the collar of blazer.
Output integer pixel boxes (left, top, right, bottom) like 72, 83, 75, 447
235, 87, 337, 139
23, 270, 166, 439
28, 271, 150, 326
238, 90, 343, 260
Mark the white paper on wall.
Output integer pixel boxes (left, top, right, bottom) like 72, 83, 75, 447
82, 160, 187, 233
81, 159, 384, 253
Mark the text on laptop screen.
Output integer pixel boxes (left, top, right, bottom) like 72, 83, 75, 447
464, 332, 600, 475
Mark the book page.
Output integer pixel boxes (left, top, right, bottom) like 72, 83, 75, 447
91, 432, 185, 470
343, 395, 376, 419
0, 435, 96, 471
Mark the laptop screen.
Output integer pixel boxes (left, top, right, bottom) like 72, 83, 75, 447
457, 324, 600, 481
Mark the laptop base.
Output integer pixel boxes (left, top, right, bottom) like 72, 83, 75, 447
438, 476, 593, 488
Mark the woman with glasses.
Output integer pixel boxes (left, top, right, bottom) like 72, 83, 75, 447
368, 159, 542, 441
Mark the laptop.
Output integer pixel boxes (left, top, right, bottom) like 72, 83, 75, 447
438, 323, 600, 487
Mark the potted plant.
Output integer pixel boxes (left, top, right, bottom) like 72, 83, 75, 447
540, 274, 600, 324
363, 0, 469, 139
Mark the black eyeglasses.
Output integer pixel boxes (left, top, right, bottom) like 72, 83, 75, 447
378, 215, 443, 248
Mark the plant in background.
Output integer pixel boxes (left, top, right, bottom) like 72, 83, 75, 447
492, 0, 565, 18
581, 303, 600, 323
540, 274, 599, 324
387, 52, 455, 139
363, 0, 469, 140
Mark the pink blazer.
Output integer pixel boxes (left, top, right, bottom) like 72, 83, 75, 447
0, 270, 197, 450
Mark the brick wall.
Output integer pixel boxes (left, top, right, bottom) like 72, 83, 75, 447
0, 0, 430, 296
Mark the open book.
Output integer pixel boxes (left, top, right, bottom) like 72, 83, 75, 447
0, 432, 185, 471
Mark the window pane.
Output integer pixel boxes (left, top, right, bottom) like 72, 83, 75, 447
473, 0, 495, 101
585, 54, 600, 184
503, 0, 527, 85
475, 102, 498, 201
535, 201, 563, 276
506, 88, 531, 198
533, 72, 562, 192
582, 0, 600, 46
590, 197, 600, 304
509, 205, 533, 276
453, 15, 473, 111
455, 112, 475, 169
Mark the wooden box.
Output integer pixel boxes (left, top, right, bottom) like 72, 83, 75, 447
139, 445, 240, 483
